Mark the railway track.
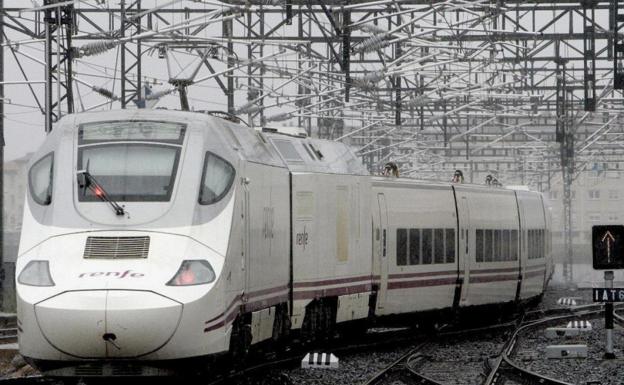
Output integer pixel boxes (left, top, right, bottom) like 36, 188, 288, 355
360, 322, 517, 385
362, 304, 622, 385
0, 304, 618, 385
484, 305, 624, 385
360, 344, 430, 385
206, 327, 432, 385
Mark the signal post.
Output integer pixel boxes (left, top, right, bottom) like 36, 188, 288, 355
591, 225, 624, 359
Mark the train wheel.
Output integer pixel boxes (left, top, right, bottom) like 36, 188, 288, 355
301, 298, 337, 344
320, 298, 337, 341
272, 303, 291, 351
229, 316, 252, 368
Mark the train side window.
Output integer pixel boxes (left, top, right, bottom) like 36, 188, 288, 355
29, 152, 54, 206
484, 230, 493, 262
422, 229, 433, 264
530, 230, 535, 259
503, 230, 510, 261
493, 230, 501, 261
198, 152, 236, 205
535, 230, 539, 259
445, 228, 455, 263
409, 229, 421, 265
534, 230, 538, 259
510, 230, 519, 261
434, 229, 445, 263
397, 229, 408, 266
476, 230, 484, 262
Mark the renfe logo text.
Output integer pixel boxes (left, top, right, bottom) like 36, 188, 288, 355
78, 270, 145, 278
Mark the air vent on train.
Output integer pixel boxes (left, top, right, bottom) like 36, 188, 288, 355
83, 236, 150, 259
74, 363, 104, 376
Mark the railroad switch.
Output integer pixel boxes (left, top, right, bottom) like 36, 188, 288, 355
545, 344, 588, 359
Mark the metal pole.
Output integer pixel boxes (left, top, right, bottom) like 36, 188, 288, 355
120, 1, 127, 108
604, 270, 615, 359
0, 0, 5, 311
224, 18, 234, 114
44, 2, 53, 133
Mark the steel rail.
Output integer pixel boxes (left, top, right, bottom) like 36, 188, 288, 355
363, 321, 519, 385
484, 306, 624, 385
363, 304, 622, 385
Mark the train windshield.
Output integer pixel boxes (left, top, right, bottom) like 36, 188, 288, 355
77, 121, 185, 202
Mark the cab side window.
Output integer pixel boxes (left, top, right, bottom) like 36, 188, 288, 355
29, 153, 54, 205
198, 152, 235, 205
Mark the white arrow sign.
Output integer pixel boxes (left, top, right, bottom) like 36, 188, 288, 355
602, 231, 616, 263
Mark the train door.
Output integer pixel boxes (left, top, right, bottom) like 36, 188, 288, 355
457, 195, 471, 303
377, 193, 389, 309
241, 164, 251, 296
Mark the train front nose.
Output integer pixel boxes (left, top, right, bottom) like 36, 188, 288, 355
35, 290, 182, 358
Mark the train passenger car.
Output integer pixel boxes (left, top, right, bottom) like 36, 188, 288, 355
15, 109, 551, 377
371, 179, 458, 316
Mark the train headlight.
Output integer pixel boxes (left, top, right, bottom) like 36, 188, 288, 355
18, 260, 55, 287
166, 260, 216, 286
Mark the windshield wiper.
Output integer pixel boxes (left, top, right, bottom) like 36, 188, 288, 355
77, 166, 125, 216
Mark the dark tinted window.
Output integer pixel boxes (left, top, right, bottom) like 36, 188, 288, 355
29, 153, 54, 205
511, 230, 519, 261
422, 229, 432, 264
445, 228, 455, 263
494, 230, 501, 261
434, 229, 445, 263
485, 230, 493, 262
503, 230, 510, 261
409, 229, 420, 265
397, 229, 407, 266
199, 152, 236, 205
476, 229, 484, 262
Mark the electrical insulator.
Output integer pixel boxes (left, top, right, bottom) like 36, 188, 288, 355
361, 70, 385, 83
355, 34, 390, 54
359, 24, 387, 35
145, 88, 176, 100
406, 96, 430, 108
91, 86, 119, 101
352, 78, 377, 92
236, 102, 261, 114
79, 40, 117, 57
267, 112, 291, 122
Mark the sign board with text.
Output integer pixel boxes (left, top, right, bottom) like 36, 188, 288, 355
593, 288, 624, 303
592, 225, 624, 269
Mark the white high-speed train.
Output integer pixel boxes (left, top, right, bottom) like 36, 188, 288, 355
16, 109, 552, 377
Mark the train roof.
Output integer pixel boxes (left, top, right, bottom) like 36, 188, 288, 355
51, 109, 369, 176
371, 176, 544, 197
48, 110, 544, 195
